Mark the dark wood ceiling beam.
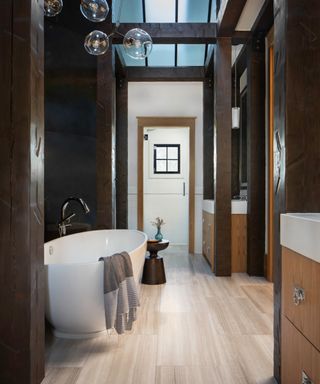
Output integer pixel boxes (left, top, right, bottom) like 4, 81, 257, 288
112, 23, 218, 44
217, 0, 247, 36
232, 30, 251, 44
127, 66, 205, 81
112, 24, 250, 44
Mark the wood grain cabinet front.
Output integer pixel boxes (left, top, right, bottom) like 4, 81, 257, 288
282, 247, 320, 351
231, 214, 247, 273
202, 211, 214, 270
282, 316, 320, 384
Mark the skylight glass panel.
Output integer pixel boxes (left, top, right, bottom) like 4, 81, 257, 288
113, 0, 143, 23
116, 46, 146, 67
177, 45, 206, 66
178, 0, 210, 22
148, 45, 175, 67
145, 0, 176, 22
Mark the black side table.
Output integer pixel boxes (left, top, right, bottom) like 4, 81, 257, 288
142, 240, 169, 285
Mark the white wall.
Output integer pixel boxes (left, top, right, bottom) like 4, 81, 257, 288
128, 82, 203, 253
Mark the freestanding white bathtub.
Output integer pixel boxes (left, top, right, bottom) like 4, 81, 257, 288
44, 229, 147, 339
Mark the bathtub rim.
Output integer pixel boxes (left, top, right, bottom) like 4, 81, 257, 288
44, 229, 148, 266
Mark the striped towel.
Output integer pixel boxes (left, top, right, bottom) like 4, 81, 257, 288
99, 252, 140, 334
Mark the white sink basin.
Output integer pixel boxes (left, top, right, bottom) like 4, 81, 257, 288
281, 213, 320, 263
202, 199, 214, 214
202, 200, 247, 214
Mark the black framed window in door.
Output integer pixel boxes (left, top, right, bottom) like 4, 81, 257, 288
153, 144, 180, 174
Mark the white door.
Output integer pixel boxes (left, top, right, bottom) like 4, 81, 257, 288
143, 127, 189, 244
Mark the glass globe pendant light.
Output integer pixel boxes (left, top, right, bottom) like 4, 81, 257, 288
80, 0, 109, 22
44, 0, 63, 17
123, 28, 153, 60
84, 30, 109, 56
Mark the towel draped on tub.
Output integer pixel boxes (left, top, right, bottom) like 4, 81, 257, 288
99, 252, 140, 334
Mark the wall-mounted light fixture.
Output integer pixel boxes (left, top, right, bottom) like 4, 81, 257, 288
44, 0, 153, 58
232, 45, 240, 129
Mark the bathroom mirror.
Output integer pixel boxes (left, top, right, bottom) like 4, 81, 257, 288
239, 88, 247, 189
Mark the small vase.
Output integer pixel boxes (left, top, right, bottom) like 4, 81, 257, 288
155, 227, 163, 241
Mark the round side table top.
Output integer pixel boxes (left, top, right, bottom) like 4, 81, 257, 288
147, 239, 169, 254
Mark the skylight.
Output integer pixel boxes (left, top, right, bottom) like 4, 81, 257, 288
113, 0, 217, 23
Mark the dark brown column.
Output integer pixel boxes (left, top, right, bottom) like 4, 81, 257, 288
273, 6, 285, 378
214, 38, 232, 276
246, 36, 266, 276
96, 6, 116, 228
0, 1, 45, 383
116, 56, 128, 229
203, 76, 214, 200
273, 1, 320, 380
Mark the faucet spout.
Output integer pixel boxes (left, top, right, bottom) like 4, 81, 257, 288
59, 197, 90, 237
61, 197, 90, 221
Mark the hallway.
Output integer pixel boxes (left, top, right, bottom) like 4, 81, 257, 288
44, 247, 274, 384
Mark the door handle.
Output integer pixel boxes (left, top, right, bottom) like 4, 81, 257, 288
183, 182, 186, 196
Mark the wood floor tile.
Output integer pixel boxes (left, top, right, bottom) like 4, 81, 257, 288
42, 367, 81, 384
46, 338, 95, 367
45, 246, 274, 384
75, 335, 118, 384
155, 366, 175, 384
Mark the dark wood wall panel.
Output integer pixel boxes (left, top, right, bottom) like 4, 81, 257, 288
116, 72, 128, 229
246, 39, 266, 276
285, 1, 320, 213
97, 50, 116, 229
96, 2, 116, 229
214, 38, 232, 276
273, 4, 286, 376
44, 2, 97, 236
0, 1, 45, 383
273, 1, 320, 381
203, 76, 214, 200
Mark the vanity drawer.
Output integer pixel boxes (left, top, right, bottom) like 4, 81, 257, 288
282, 316, 320, 384
282, 247, 320, 350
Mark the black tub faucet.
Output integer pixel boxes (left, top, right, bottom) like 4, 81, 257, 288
58, 197, 90, 236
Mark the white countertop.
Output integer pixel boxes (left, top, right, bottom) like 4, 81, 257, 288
202, 199, 247, 214
232, 200, 247, 214
280, 213, 320, 264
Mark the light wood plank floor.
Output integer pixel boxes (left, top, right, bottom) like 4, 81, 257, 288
44, 246, 275, 384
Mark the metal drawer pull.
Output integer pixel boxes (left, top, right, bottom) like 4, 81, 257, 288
293, 287, 305, 306
302, 371, 313, 384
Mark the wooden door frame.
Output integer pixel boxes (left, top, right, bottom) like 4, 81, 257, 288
137, 117, 196, 254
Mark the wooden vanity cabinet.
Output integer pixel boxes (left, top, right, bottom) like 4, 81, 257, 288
281, 246, 320, 384
202, 211, 247, 273
282, 316, 320, 384
231, 214, 247, 273
202, 211, 214, 269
